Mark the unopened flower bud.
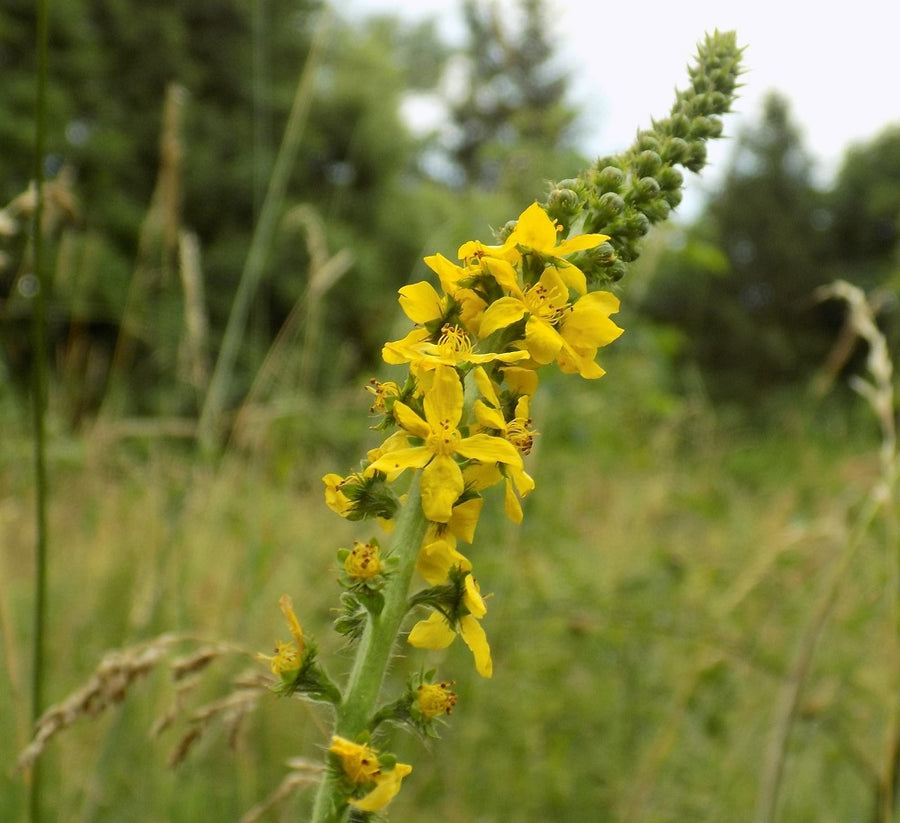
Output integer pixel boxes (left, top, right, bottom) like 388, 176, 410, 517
661, 137, 690, 165
593, 191, 625, 224
656, 165, 684, 192
594, 165, 625, 194
634, 150, 662, 178
633, 176, 661, 202
684, 141, 708, 173
547, 185, 580, 216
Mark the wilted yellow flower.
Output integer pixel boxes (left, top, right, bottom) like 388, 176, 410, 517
417, 681, 458, 719
258, 595, 306, 679
343, 539, 382, 581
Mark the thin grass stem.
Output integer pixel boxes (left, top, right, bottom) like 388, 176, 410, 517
28, 0, 51, 819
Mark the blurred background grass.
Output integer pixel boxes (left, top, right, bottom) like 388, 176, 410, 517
3, 0, 900, 820
2, 350, 894, 821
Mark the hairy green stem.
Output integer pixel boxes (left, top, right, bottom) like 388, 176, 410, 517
310, 477, 428, 823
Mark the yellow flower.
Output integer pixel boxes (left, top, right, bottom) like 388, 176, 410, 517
408, 574, 492, 678
460, 202, 608, 295
417, 681, 458, 719
504, 202, 609, 293
556, 290, 624, 378
367, 364, 523, 523
366, 378, 402, 414
258, 595, 306, 678
329, 736, 412, 813
478, 267, 571, 364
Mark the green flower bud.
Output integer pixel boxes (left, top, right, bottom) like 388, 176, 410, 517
594, 165, 625, 194
633, 176, 661, 202
661, 137, 691, 165
623, 211, 651, 238
547, 185, 581, 218
593, 191, 625, 224
664, 186, 683, 209
656, 165, 684, 192
607, 259, 627, 281
683, 141, 708, 173
641, 197, 671, 223
634, 150, 662, 177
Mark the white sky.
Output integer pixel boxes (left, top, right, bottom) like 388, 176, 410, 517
344, 0, 899, 208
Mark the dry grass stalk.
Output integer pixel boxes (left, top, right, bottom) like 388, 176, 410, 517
753, 281, 899, 823
164, 670, 269, 768
177, 229, 211, 393
105, 82, 187, 385
16, 633, 184, 771
239, 757, 324, 823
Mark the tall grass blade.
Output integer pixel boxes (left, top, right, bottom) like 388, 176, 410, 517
197, 11, 331, 454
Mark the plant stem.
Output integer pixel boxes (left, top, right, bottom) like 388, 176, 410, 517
309, 477, 428, 823
29, 0, 50, 819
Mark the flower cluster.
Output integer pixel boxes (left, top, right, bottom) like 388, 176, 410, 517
329, 201, 622, 675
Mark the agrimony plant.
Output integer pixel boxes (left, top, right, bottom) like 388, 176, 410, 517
250, 31, 744, 822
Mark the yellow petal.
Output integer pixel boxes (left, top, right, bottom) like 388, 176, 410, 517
472, 365, 499, 406
423, 365, 463, 431
555, 232, 610, 256
398, 281, 443, 324
479, 296, 527, 339
462, 574, 487, 618
382, 328, 431, 364
504, 480, 524, 524
350, 763, 413, 813
509, 202, 558, 252
473, 399, 506, 431
368, 445, 432, 475
424, 252, 467, 295
551, 260, 587, 295
408, 611, 456, 649
448, 496, 483, 544
421, 454, 464, 523
524, 316, 564, 364
392, 401, 432, 439
480, 256, 523, 296
501, 366, 539, 396
460, 615, 492, 678
417, 537, 472, 585
456, 433, 523, 468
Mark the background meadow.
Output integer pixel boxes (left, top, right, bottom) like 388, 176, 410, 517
3, 1, 900, 821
